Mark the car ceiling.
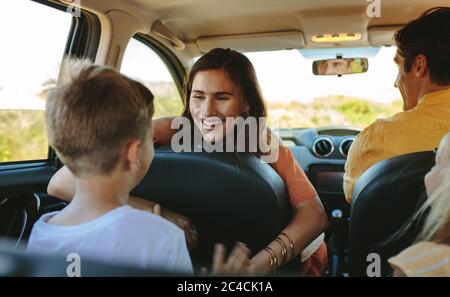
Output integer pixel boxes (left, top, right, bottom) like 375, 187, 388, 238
58, 0, 449, 64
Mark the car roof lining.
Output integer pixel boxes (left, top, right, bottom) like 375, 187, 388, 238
57, 0, 449, 67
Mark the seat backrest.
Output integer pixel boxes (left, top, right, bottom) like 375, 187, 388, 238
348, 151, 434, 277
131, 147, 292, 266
0, 191, 41, 248
0, 241, 186, 277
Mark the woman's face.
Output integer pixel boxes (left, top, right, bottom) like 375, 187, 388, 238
424, 134, 450, 197
189, 69, 246, 143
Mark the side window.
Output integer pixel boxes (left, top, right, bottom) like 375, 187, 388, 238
121, 38, 183, 118
0, 0, 72, 163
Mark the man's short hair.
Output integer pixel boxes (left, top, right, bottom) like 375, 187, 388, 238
395, 7, 450, 86
44, 59, 154, 177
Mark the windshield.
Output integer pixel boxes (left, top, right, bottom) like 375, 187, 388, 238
245, 46, 402, 129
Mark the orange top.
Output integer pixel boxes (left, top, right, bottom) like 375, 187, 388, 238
270, 144, 318, 207
270, 144, 326, 276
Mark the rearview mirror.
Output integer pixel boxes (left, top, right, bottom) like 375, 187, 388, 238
312, 58, 368, 76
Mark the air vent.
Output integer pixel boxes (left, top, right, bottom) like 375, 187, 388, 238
339, 137, 355, 157
312, 137, 334, 157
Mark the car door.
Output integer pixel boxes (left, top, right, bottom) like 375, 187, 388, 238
0, 0, 99, 242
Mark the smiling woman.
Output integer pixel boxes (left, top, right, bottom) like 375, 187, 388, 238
0, 0, 72, 163
152, 48, 329, 276
189, 69, 246, 143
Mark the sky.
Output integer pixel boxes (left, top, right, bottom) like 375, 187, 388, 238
0, 0, 402, 111
0, 0, 72, 110
246, 46, 401, 104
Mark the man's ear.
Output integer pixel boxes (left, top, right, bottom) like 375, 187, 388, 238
414, 54, 428, 78
126, 139, 143, 170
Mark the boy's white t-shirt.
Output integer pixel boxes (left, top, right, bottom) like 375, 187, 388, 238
27, 205, 193, 274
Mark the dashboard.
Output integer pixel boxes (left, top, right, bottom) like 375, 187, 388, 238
279, 126, 361, 169
278, 126, 362, 217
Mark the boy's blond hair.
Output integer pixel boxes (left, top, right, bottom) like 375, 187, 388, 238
44, 58, 154, 177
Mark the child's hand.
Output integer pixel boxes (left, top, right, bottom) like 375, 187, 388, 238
208, 242, 255, 276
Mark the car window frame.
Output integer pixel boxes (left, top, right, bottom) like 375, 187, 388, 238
127, 33, 186, 104
0, 0, 100, 169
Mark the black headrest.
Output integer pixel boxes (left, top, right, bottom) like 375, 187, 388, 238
349, 151, 434, 277
131, 147, 292, 267
0, 241, 186, 277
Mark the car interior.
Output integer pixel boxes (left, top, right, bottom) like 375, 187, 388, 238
0, 0, 447, 277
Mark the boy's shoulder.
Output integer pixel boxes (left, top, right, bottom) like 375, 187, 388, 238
113, 205, 184, 238
118, 205, 181, 231
31, 205, 183, 238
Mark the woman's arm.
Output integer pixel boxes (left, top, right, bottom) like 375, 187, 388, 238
249, 142, 328, 275
153, 117, 177, 146
47, 166, 76, 202
250, 196, 328, 274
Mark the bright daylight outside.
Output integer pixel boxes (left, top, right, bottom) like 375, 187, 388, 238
122, 45, 402, 129
0, 0, 402, 163
247, 47, 402, 129
0, 0, 72, 163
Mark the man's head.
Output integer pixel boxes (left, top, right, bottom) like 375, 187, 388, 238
45, 59, 154, 187
394, 7, 450, 111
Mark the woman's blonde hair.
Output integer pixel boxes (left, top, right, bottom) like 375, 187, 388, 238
416, 133, 450, 243
397, 133, 450, 244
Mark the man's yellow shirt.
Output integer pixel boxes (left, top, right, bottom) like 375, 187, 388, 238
344, 88, 450, 203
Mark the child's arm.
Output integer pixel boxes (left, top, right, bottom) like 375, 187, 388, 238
47, 166, 198, 249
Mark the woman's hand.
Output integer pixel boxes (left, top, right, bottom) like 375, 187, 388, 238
248, 251, 272, 275
205, 242, 255, 276
248, 196, 329, 276
159, 206, 198, 250
128, 196, 198, 250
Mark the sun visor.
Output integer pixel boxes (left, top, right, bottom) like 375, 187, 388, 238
196, 31, 305, 53
368, 25, 403, 47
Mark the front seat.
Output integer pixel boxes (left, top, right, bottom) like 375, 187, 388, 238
131, 147, 293, 267
0, 241, 188, 277
348, 151, 434, 277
